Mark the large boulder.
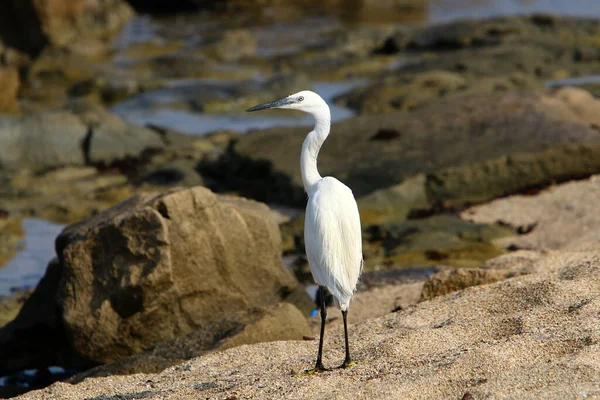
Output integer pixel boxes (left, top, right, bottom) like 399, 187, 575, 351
0, 0, 134, 57
0, 187, 310, 375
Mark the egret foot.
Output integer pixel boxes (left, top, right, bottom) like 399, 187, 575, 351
301, 365, 331, 376
339, 358, 355, 369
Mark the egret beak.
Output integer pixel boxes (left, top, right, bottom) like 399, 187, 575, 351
246, 97, 294, 112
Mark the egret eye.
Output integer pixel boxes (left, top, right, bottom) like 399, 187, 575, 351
298, 96, 304, 101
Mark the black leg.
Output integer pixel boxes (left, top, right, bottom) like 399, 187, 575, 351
315, 285, 328, 370
340, 309, 353, 368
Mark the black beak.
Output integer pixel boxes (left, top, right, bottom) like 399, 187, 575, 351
246, 97, 294, 112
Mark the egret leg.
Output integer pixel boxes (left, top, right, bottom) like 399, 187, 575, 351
315, 285, 328, 370
340, 309, 354, 368
301, 286, 330, 375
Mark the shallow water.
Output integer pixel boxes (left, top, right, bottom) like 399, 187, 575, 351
0, 219, 64, 296
109, 0, 600, 137
113, 80, 362, 135
546, 75, 600, 88
429, 0, 600, 22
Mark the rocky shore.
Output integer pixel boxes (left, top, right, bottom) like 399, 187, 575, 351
15, 176, 600, 399
0, 1, 599, 398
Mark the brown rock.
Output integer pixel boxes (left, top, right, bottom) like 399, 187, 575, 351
420, 267, 512, 301
56, 187, 301, 364
69, 303, 311, 380
461, 175, 600, 251
0, 187, 310, 375
0, 67, 20, 114
0, 0, 134, 57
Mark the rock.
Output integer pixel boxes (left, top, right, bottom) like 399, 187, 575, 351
57, 187, 303, 364
69, 303, 310, 380
203, 90, 600, 212
340, 70, 468, 113
0, 187, 309, 375
0, 289, 32, 328
0, 259, 91, 376
0, 112, 87, 170
461, 175, 600, 251
1, 166, 133, 224
200, 73, 313, 114
211, 29, 257, 62
0, 105, 178, 172
87, 113, 166, 167
0, 67, 20, 114
0, 216, 23, 269
0, 0, 134, 57
138, 158, 204, 187
15, 239, 600, 399
347, 16, 600, 113
365, 215, 514, 270
539, 86, 600, 126
420, 268, 513, 301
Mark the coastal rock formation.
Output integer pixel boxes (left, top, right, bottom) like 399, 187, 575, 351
0, 187, 310, 375
203, 89, 600, 214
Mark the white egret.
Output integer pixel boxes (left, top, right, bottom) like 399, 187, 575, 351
247, 91, 363, 371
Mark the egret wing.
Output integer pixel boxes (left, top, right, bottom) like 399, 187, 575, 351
305, 177, 363, 308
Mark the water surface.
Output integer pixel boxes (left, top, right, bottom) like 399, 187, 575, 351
430, 0, 600, 22
0, 219, 64, 296
113, 81, 362, 135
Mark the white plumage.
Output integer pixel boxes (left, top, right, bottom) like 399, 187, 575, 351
304, 176, 362, 310
247, 89, 362, 370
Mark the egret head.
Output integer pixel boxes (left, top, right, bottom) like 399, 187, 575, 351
246, 90, 328, 115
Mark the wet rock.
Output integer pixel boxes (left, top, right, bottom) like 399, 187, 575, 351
340, 70, 468, 113
344, 16, 600, 113
0, 112, 88, 170
420, 268, 513, 301
339, 71, 535, 114
211, 29, 257, 62
1, 167, 133, 224
0, 216, 23, 269
200, 73, 312, 113
138, 158, 204, 187
0, 0, 134, 57
0, 67, 20, 114
365, 215, 514, 270
86, 113, 165, 168
0, 187, 310, 375
204, 90, 600, 212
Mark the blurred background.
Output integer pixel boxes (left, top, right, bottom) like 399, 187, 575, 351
1, 0, 600, 397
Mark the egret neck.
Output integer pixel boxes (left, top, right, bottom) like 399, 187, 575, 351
301, 110, 331, 196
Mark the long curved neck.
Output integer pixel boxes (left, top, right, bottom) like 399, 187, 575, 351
301, 111, 330, 197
